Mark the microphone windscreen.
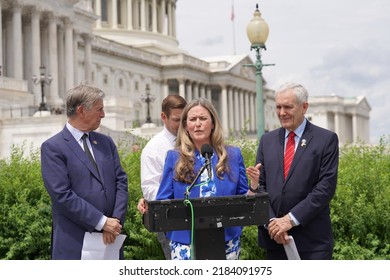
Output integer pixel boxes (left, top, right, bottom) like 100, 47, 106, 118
201, 144, 213, 157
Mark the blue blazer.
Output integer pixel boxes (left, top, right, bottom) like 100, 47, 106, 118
156, 146, 249, 244
41, 126, 128, 259
256, 121, 339, 253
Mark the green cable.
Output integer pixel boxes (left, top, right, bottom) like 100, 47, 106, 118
183, 199, 195, 259
183, 178, 210, 260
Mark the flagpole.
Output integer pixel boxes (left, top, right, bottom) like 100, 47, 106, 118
231, 0, 236, 55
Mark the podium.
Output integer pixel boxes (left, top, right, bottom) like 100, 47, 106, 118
143, 193, 269, 259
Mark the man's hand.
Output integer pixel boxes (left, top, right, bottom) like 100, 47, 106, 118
103, 217, 122, 235
102, 231, 116, 244
268, 215, 292, 244
246, 163, 262, 193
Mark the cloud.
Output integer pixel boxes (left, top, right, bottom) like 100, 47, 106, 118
303, 44, 390, 143
176, 0, 390, 143
197, 35, 225, 47
310, 44, 390, 90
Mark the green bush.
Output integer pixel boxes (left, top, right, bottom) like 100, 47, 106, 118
0, 143, 51, 259
0, 136, 389, 260
331, 136, 390, 259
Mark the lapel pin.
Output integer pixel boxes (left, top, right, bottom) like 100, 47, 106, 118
93, 141, 97, 145
301, 139, 306, 147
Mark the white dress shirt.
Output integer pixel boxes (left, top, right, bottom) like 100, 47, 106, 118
140, 126, 176, 201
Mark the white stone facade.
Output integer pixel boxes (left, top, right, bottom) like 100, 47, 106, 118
0, 0, 370, 158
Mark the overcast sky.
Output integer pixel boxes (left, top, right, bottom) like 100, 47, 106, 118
175, 0, 390, 144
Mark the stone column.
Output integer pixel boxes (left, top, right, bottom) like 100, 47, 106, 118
31, 9, 41, 105
160, 0, 166, 34
12, 5, 23, 80
83, 34, 92, 84
162, 79, 169, 98
73, 34, 79, 85
5, 15, 13, 76
234, 90, 240, 132
127, 0, 133, 30
352, 113, 358, 143
171, 0, 176, 37
334, 112, 340, 141
111, 0, 118, 28
48, 15, 61, 106
178, 78, 185, 98
167, 0, 172, 36
65, 20, 74, 89
206, 86, 211, 100
239, 90, 245, 129
57, 26, 65, 99
244, 91, 250, 129
140, 0, 146, 31
152, 0, 157, 32
95, 0, 102, 28
228, 87, 234, 131
95, 63, 102, 88
200, 84, 205, 98
220, 85, 229, 136
193, 83, 199, 99
250, 92, 256, 132
186, 81, 192, 100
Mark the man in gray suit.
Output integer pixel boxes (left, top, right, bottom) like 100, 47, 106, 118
249, 82, 339, 260
41, 84, 128, 260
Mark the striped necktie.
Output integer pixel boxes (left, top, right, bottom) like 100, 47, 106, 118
284, 132, 296, 180
82, 133, 98, 171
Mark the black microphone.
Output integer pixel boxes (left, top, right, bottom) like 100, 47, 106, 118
184, 144, 214, 201
201, 144, 213, 179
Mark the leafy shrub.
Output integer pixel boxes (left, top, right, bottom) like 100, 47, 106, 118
0, 135, 389, 260
0, 143, 51, 259
331, 136, 390, 259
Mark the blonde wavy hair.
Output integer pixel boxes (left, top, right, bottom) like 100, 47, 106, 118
174, 98, 229, 184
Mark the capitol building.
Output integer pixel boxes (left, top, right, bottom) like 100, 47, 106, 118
0, 0, 370, 158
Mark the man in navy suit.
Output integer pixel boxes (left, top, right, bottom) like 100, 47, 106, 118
41, 84, 128, 260
249, 82, 339, 260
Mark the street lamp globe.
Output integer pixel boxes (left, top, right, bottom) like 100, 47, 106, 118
246, 4, 269, 49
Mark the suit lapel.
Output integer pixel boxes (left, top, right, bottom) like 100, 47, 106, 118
62, 127, 102, 183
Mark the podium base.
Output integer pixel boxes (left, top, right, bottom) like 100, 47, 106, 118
193, 228, 226, 260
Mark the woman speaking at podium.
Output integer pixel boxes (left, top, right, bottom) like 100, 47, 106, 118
156, 98, 259, 260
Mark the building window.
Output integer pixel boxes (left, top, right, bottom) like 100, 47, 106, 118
101, 0, 108, 22
119, 78, 123, 89
103, 74, 108, 85
135, 81, 139, 91
117, 0, 122, 25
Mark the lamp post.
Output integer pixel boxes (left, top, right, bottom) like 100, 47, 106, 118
140, 84, 155, 123
243, 4, 274, 139
33, 65, 52, 111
